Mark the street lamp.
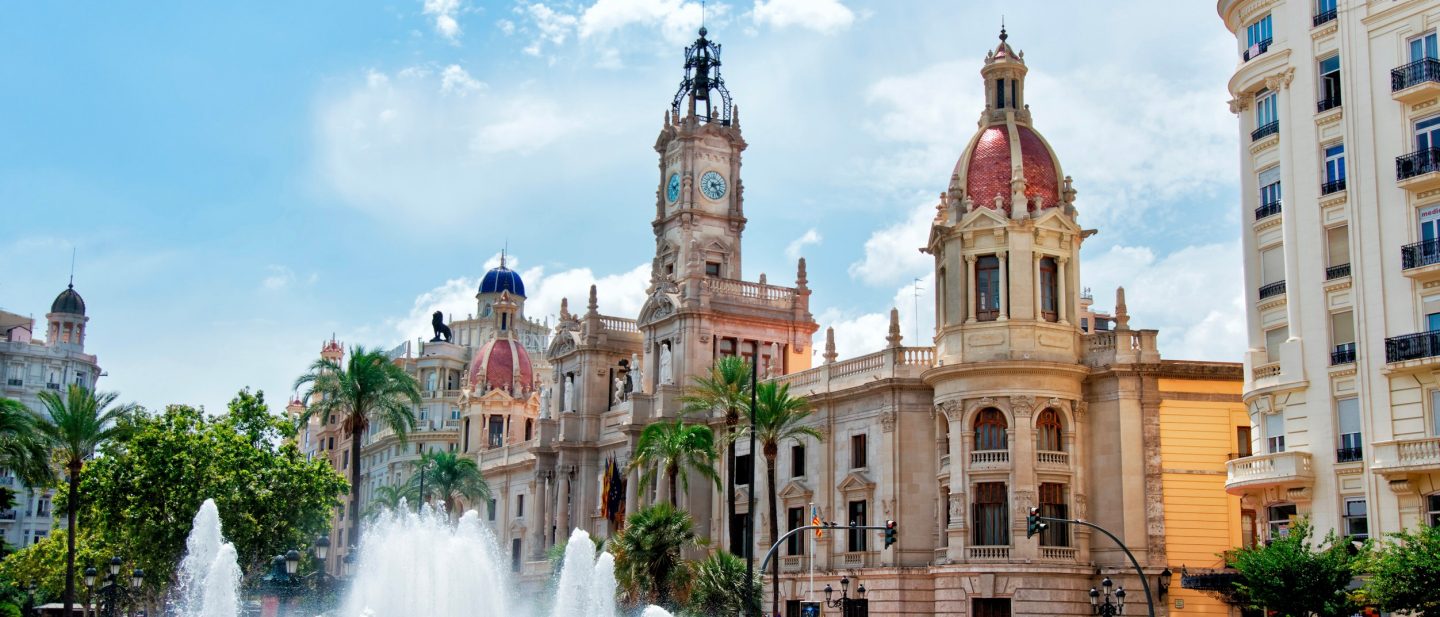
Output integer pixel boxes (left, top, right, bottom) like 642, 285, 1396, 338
1089, 577, 1126, 616
314, 536, 330, 561
285, 549, 301, 576
822, 576, 866, 611
108, 556, 121, 577
83, 566, 97, 588
131, 569, 144, 591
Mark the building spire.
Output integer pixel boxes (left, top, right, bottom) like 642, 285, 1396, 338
671, 25, 733, 125
68, 247, 76, 289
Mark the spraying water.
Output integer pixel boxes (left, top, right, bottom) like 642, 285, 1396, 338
173, 499, 241, 617
341, 505, 671, 617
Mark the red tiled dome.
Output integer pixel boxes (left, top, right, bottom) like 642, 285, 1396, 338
957, 125, 1060, 215
469, 338, 534, 393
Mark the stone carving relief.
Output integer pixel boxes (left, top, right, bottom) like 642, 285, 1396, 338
880, 410, 896, 433
948, 493, 966, 529
1010, 395, 1036, 418
937, 400, 963, 422
1074, 401, 1088, 420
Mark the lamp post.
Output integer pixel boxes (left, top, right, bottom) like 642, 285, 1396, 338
822, 576, 866, 614
22, 582, 35, 617
1089, 577, 1126, 616
83, 566, 96, 616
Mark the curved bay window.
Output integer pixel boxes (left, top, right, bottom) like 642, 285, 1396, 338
1039, 256, 1059, 322
976, 255, 1001, 321
974, 408, 1008, 451
1036, 408, 1063, 452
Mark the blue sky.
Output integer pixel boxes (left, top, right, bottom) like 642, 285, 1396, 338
1, 0, 1244, 413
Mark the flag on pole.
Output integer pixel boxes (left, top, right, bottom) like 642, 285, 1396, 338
812, 504, 822, 538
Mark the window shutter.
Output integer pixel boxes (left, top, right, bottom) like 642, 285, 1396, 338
1327, 226, 1349, 266
1261, 247, 1285, 284
1330, 311, 1355, 345
1337, 398, 1361, 436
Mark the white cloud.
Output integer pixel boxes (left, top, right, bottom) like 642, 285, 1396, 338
423, 0, 463, 40
1081, 242, 1246, 362
752, 0, 854, 34
440, 65, 484, 94
497, 19, 516, 35
579, 0, 707, 44
785, 228, 822, 260
522, 3, 581, 56
471, 97, 580, 155
847, 198, 934, 286
814, 271, 935, 360
262, 265, 296, 291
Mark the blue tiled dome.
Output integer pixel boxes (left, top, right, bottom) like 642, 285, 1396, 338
479, 266, 525, 297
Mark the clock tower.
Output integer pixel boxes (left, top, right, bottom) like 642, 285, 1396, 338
652, 27, 748, 286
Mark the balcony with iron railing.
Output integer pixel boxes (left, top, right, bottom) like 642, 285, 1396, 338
1316, 93, 1342, 113
1250, 120, 1279, 142
1320, 177, 1346, 195
1330, 342, 1356, 366
1255, 200, 1282, 221
1396, 148, 1440, 192
1336, 446, 1363, 463
1385, 330, 1440, 365
1325, 263, 1350, 280
1312, 8, 1337, 27
1392, 58, 1440, 104
1402, 239, 1440, 273
1258, 280, 1286, 300
1225, 451, 1314, 494
1243, 38, 1272, 62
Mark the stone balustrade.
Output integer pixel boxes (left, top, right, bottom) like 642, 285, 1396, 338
769, 347, 935, 396
1224, 450, 1314, 494
1371, 437, 1440, 474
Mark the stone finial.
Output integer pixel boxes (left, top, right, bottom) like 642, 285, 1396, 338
823, 327, 837, 364
796, 258, 809, 291
559, 297, 570, 320
586, 285, 599, 316
758, 273, 767, 286
1115, 286, 1130, 330
886, 307, 903, 348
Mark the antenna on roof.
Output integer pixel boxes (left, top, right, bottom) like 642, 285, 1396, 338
68, 247, 76, 288
701, 0, 706, 29
501, 241, 508, 269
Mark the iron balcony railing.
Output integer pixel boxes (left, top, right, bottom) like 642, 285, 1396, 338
1244, 38, 1273, 62
1251, 120, 1280, 142
1402, 238, 1440, 270
1397, 148, 1440, 181
1313, 8, 1337, 27
1326, 263, 1350, 280
1392, 58, 1440, 92
1258, 280, 1287, 300
1386, 330, 1440, 363
1331, 342, 1356, 365
1320, 178, 1346, 194
1255, 200, 1282, 220
1336, 446, 1363, 463
1317, 93, 1342, 113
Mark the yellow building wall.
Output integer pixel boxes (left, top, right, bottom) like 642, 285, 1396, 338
1158, 376, 1247, 616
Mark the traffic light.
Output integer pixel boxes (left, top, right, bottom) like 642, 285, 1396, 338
883, 520, 897, 548
1026, 506, 1048, 539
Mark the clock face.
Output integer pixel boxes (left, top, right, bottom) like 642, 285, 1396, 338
665, 173, 680, 202
700, 171, 727, 200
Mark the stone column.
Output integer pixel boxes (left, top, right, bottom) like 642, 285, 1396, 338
944, 403, 968, 563
1009, 396, 1037, 561
997, 253, 1009, 321
965, 256, 978, 323
1057, 257, 1070, 324
626, 466, 640, 516
533, 471, 550, 559
557, 470, 572, 538
1032, 256, 1042, 317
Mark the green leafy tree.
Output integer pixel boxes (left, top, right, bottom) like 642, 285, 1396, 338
294, 345, 421, 548
744, 381, 821, 612
62, 391, 345, 601
413, 450, 490, 516
33, 385, 137, 617
1227, 520, 1359, 617
1362, 523, 1440, 613
684, 550, 760, 617
678, 356, 751, 554
0, 398, 52, 488
628, 421, 719, 507
611, 504, 696, 611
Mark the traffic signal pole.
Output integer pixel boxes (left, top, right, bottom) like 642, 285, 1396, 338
759, 522, 895, 617
1026, 508, 1157, 617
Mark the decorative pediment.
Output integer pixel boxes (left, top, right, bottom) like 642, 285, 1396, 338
958, 205, 1010, 230
836, 470, 875, 495
638, 292, 680, 327
777, 479, 813, 502
1030, 207, 1080, 233
547, 332, 578, 358
508, 517, 527, 535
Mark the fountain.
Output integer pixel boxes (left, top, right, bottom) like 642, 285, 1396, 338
340, 505, 671, 617
174, 499, 242, 617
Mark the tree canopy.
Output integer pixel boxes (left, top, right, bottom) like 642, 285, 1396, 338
1362, 522, 1440, 614
1227, 520, 1359, 617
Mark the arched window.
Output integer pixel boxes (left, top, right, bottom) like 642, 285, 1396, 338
974, 408, 1008, 451
977, 256, 1001, 321
1037, 408, 1063, 452
1039, 256, 1059, 322
524, 419, 534, 441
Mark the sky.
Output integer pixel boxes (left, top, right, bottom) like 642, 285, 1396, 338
0, 0, 1245, 414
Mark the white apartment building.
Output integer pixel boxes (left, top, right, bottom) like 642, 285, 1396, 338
1219, 0, 1440, 547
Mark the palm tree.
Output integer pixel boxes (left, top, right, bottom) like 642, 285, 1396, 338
611, 503, 696, 610
686, 550, 761, 617
678, 356, 751, 554
413, 450, 489, 516
294, 345, 421, 549
746, 381, 822, 616
0, 397, 53, 487
363, 483, 417, 520
628, 420, 719, 507
33, 385, 136, 617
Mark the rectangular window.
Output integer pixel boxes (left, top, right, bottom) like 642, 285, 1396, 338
972, 482, 1009, 546
1038, 483, 1069, 547
1268, 504, 1297, 539
1039, 257, 1058, 322
729, 512, 752, 558
1410, 31, 1438, 62
1324, 143, 1346, 183
1319, 55, 1341, 108
1265, 326, 1288, 364
1265, 412, 1286, 454
995, 78, 1006, 109
1260, 246, 1284, 285
488, 417, 505, 448
1258, 165, 1282, 206
1428, 494, 1440, 526
851, 434, 867, 469
791, 444, 805, 478
1255, 90, 1279, 130
1417, 115, 1440, 151
732, 453, 753, 487
976, 255, 1001, 320
1246, 15, 1273, 48
1330, 311, 1355, 347
487, 499, 497, 521
511, 538, 522, 572
787, 506, 805, 555
1337, 397, 1362, 461
1326, 225, 1349, 268
847, 500, 867, 552
517, 494, 525, 517
1432, 390, 1440, 437
973, 598, 1012, 617
1343, 499, 1368, 541
1237, 426, 1253, 458
705, 262, 721, 277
